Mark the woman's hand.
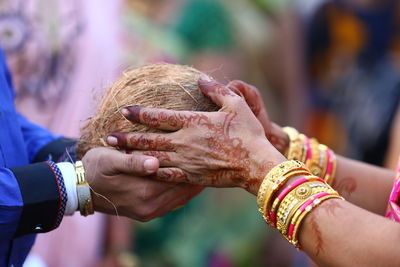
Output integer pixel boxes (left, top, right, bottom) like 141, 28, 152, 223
227, 80, 289, 154
107, 77, 286, 195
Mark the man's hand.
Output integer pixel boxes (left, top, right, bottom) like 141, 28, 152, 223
227, 80, 289, 154
82, 147, 203, 221
107, 77, 286, 195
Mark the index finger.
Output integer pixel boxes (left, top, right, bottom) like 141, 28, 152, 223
121, 106, 207, 131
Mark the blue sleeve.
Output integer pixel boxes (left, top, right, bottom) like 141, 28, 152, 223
17, 114, 60, 163
0, 162, 68, 238
0, 168, 23, 240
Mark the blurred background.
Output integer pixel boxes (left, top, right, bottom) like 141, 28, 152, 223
1, 0, 399, 266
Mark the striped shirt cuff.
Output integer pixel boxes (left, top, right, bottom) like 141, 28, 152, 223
10, 161, 68, 237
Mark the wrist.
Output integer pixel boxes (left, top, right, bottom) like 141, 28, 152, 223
246, 139, 286, 195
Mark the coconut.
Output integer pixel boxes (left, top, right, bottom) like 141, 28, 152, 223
77, 63, 218, 157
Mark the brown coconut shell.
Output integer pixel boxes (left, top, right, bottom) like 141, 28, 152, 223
77, 63, 218, 158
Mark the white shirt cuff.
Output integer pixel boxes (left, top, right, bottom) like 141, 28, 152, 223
57, 162, 78, 215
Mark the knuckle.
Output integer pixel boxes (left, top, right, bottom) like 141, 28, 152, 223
124, 155, 144, 172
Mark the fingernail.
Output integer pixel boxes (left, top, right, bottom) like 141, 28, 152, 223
199, 74, 212, 82
121, 105, 141, 122
144, 158, 159, 174
109, 132, 127, 148
106, 135, 118, 146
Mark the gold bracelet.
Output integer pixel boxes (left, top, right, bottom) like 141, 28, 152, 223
283, 127, 304, 160
306, 138, 323, 176
257, 160, 309, 226
262, 170, 311, 226
324, 149, 337, 186
269, 175, 322, 227
75, 161, 94, 216
257, 160, 306, 208
282, 127, 338, 185
276, 181, 334, 236
290, 195, 344, 248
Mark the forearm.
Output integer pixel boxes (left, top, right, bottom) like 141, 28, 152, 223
300, 199, 400, 267
276, 128, 394, 215
333, 155, 394, 215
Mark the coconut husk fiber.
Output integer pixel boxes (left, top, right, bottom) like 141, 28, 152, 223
77, 63, 219, 158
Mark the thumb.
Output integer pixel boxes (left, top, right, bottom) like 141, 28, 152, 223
106, 149, 160, 176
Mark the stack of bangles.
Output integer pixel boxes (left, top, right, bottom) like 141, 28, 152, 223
257, 160, 344, 249
283, 127, 337, 186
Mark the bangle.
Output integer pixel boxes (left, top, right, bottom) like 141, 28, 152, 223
75, 161, 94, 216
257, 160, 306, 209
276, 181, 335, 236
257, 160, 310, 226
290, 194, 344, 248
283, 127, 304, 161
282, 126, 337, 184
269, 175, 324, 227
324, 148, 337, 186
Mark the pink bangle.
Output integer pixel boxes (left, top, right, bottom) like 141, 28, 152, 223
304, 135, 312, 162
269, 176, 325, 226
287, 192, 330, 239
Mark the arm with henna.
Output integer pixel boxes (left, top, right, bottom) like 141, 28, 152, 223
227, 80, 395, 216
108, 78, 400, 266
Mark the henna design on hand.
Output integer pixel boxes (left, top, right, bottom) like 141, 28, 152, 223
126, 105, 211, 130
227, 80, 290, 154
157, 168, 189, 182
199, 79, 237, 97
128, 134, 175, 151
112, 80, 285, 194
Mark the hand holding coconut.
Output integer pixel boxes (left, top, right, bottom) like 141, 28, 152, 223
81, 147, 203, 221
108, 77, 286, 195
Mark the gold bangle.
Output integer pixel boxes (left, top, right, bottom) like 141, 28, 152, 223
283, 127, 305, 161
257, 160, 310, 225
269, 175, 322, 226
276, 181, 334, 236
324, 150, 337, 186
299, 134, 308, 163
257, 160, 306, 208
75, 161, 94, 216
276, 182, 333, 235
261, 170, 311, 226
290, 195, 344, 248
306, 138, 323, 176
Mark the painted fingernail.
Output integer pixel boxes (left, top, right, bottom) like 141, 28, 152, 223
144, 158, 159, 174
121, 105, 141, 122
109, 132, 127, 148
199, 74, 212, 82
106, 135, 118, 146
